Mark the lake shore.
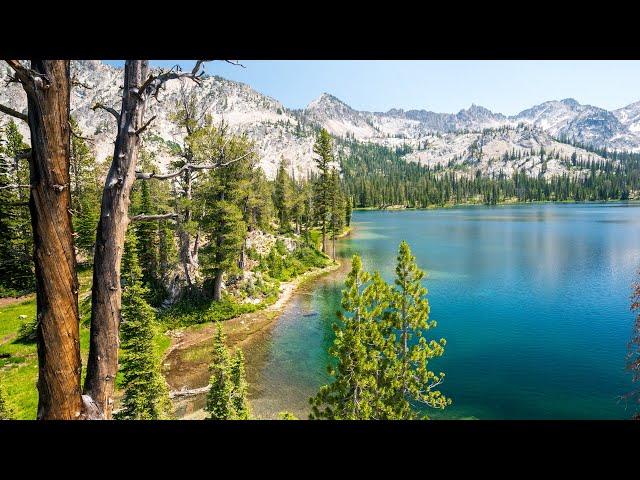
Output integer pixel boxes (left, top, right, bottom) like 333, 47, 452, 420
162, 259, 343, 419
354, 199, 640, 211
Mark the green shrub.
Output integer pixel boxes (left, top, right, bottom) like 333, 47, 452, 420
259, 242, 330, 282
16, 317, 37, 343
160, 296, 261, 329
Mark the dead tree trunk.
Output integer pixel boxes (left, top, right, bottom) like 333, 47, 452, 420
177, 170, 200, 288
85, 61, 206, 418
3, 60, 83, 419
84, 60, 149, 418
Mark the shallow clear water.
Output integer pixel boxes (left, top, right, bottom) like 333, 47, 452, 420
249, 203, 640, 419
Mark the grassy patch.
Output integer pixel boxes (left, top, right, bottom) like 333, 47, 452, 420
258, 241, 331, 282
160, 295, 263, 329
0, 266, 172, 419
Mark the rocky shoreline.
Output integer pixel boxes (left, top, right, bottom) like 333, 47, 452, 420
162, 260, 342, 419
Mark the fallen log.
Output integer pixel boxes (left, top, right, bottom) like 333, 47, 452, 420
169, 385, 210, 399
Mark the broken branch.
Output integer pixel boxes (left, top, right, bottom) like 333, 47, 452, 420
135, 153, 250, 181
92, 102, 120, 121
130, 213, 179, 222
135, 115, 156, 136
0, 103, 28, 122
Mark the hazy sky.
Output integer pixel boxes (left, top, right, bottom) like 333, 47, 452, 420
103, 60, 640, 115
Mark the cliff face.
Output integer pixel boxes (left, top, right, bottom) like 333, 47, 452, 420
0, 60, 632, 181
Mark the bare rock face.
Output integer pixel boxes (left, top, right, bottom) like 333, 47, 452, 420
1, 61, 636, 183
245, 230, 297, 256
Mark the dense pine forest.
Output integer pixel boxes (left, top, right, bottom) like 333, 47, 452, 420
339, 138, 640, 207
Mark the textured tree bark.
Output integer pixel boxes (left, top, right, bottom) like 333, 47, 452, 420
213, 268, 223, 301
84, 60, 205, 418
84, 60, 149, 418
19, 60, 83, 419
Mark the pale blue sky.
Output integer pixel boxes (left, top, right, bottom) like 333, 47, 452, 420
103, 60, 640, 115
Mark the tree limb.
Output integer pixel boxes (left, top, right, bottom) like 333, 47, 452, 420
130, 213, 178, 222
224, 60, 246, 68
92, 102, 119, 121
135, 153, 251, 181
0, 103, 28, 122
68, 121, 94, 142
71, 75, 93, 90
5, 60, 51, 89
134, 115, 156, 136
137, 60, 209, 103
0, 184, 31, 190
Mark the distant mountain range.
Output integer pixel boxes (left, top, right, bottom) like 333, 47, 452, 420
1, 60, 636, 180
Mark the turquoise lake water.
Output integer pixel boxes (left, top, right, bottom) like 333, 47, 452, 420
248, 203, 640, 419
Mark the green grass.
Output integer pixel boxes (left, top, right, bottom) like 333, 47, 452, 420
0, 267, 172, 420
160, 295, 263, 329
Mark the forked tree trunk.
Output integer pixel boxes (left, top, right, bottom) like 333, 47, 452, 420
84, 60, 149, 418
20, 60, 83, 419
84, 60, 204, 418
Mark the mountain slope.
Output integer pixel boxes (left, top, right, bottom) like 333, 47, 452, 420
0, 60, 636, 181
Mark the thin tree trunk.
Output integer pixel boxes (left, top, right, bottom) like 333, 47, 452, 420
238, 239, 246, 270
18, 60, 83, 419
213, 269, 223, 301
84, 60, 149, 418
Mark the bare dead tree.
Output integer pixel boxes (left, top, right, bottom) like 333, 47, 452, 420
2, 60, 85, 419
84, 60, 206, 419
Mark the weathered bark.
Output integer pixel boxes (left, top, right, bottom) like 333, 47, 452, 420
213, 269, 223, 301
85, 61, 205, 418
12, 60, 83, 419
84, 60, 150, 418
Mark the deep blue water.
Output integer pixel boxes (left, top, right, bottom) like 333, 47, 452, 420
249, 203, 640, 419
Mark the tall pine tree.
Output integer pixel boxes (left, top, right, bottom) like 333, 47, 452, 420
313, 129, 333, 253
310, 255, 392, 419
385, 241, 451, 418
0, 120, 33, 293
115, 229, 173, 420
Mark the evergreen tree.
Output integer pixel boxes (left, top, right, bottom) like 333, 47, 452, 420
229, 348, 250, 419
313, 129, 333, 252
69, 117, 100, 259
310, 255, 392, 419
115, 229, 173, 420
158, 220, 178, 284
273, 157, 294, 232
135, 180, 160, 288
328, 168, 345, 261
385, 241, 451, 418
206, 323, 234, 419
0, 120, 33, 293
193, 125, 252, 300
628, 274, 640, 419
201, 200, 246, 301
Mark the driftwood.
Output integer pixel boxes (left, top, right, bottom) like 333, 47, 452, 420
169, 385, 210, 399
